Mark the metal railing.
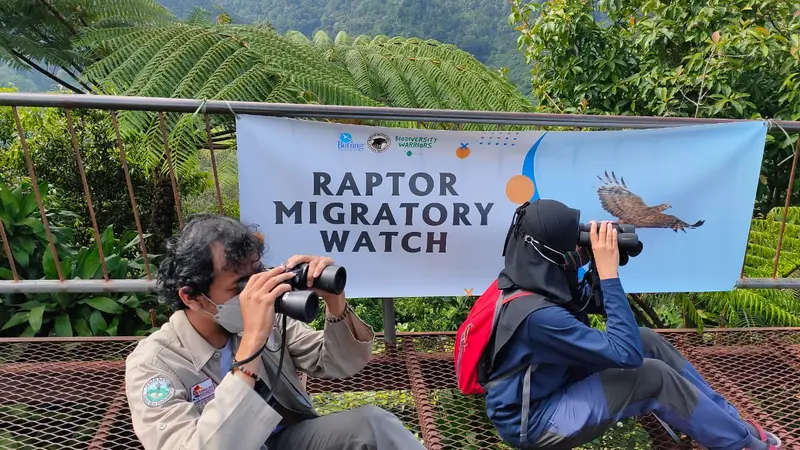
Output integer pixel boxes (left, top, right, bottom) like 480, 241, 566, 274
1, 92, 799, 343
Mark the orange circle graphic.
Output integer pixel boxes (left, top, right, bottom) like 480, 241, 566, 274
506, 175, 535, 204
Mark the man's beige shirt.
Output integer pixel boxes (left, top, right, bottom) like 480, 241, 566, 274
124, 309, 375, 450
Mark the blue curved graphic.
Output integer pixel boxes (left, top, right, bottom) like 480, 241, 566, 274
522, 133, 548, 202
521, 133, 589, 282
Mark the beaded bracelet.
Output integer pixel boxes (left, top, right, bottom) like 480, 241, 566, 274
231, 365, 260, 381
326, 303, 353, 323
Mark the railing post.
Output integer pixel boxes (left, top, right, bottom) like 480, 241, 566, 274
382, 297, 397, 346
771, 134, 799, 278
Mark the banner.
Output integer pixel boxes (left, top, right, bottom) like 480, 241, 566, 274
236, 116, 766, 298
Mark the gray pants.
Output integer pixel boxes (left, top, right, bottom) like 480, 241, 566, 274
267, 405, 426, 450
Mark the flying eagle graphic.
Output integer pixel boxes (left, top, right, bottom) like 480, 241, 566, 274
596, 171, 705, 233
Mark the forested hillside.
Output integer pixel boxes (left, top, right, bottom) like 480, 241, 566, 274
2, 0, 531, 95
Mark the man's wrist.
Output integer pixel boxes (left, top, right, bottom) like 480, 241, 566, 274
237, 333, 267, 359
326, 302, 353, 323
324, 294, 347, 317
232, 365, 259, 388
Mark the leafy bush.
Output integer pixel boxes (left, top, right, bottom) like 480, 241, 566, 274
0, 180, 168, 337
0, 181, 76, 281
509, 0, 800, 215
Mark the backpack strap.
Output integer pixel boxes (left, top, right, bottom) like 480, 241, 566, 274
486, 289, 545, 447
520, 364, 535, 447
487, 288, 525, 370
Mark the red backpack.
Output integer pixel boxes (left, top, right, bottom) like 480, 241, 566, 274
454, 279, 533, 395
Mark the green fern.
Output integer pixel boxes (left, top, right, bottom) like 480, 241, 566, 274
655, 206, 800, 329
0, 0, 174, 92
74, 12, 537, 179
292, 31, 536, 130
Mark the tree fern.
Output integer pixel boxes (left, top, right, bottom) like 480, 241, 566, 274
76, 20, 380, 177
294, 31, 535, 116
0, 0, 173, 92
74, 12, 537, 178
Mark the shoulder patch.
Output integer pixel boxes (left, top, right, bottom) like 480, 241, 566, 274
191, 378, 215, 405
142, 377, 175, 407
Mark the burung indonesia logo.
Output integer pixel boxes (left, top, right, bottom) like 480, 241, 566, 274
337, 132, 365, 151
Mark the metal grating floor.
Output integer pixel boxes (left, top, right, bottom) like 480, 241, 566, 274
0, 329, 798, 450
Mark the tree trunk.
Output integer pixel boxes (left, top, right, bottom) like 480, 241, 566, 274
147, 169, 177, 253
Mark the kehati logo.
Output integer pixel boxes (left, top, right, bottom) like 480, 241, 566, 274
367, 133, 391, 153
337, 132, 364, 151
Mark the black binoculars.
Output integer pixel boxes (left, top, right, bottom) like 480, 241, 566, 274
237, 263, 347, 323
577, 222, 643, 266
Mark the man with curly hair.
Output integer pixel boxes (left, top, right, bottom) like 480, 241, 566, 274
124, 214, 424, 450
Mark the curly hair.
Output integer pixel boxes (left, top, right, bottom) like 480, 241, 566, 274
156, 214, 265, 310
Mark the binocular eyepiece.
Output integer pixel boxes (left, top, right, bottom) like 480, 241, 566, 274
577, 222, 643, 266
237, 263, 347, 323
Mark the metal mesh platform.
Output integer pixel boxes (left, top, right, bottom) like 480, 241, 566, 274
0, 328, 798, 449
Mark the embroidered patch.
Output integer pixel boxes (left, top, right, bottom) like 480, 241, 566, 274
191, 378, 215, 405
142, 377, 175, 407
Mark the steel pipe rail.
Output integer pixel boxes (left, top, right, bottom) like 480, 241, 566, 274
1, 278, 799, 294
2, 92, 800, 132
0, 279, 157, 294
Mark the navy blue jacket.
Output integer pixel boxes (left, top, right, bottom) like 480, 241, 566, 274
484, 278, 644, 445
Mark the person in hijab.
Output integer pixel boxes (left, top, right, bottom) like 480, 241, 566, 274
484, 199, 782, 450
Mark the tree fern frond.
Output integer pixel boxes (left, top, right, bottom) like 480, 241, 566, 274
312, 29, 334, 51
85, 0, 176, 26
343, 48, 377, 98
170, 39, 243, 100
334, 31, 353, 46
698, 290, 800, 327
352, 34, 373, 46
135, 28, 223, 99
293, 30, 532, 113
284, 30, 311, 46
81, 27, 181, 91
185, 7, 213, 26
766, 206, 800, 223
675, 293, 704, 332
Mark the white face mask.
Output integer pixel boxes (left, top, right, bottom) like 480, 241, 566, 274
202, 294, 244, 334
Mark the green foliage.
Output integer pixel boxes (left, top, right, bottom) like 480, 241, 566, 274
0, 180, 166, 338
700, 206, 800, 328
68, 8, 534, 214
0, 181, 76, 281
641, 206, 800, 330
156, 0, 531, 94
1, 85, 208, 252
0, 0, 174, 93
289, 30, 533, 116
0, 102, 155, 239
76, 15, 531, 113
510, 0, 800, 213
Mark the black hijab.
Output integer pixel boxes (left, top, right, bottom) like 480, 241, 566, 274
498, 199, 582, 304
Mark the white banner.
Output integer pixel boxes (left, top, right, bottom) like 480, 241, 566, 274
236, 116, 766, 298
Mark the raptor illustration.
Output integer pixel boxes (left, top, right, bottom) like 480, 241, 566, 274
596, 171, 705, 233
